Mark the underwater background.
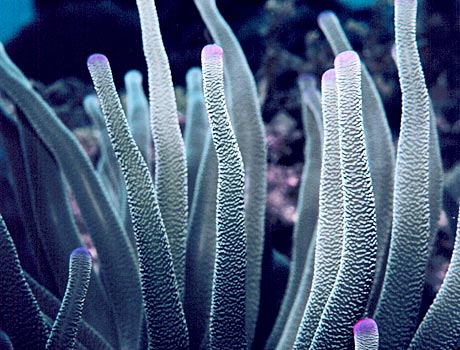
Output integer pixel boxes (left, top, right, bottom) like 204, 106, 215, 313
1, 0, 460, 349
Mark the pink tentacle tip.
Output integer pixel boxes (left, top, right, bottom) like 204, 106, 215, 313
322, 69, 336, 84
353, 318, 378, 336
71, 247, 92, 260
201, 44, 223, 61
334, 50, 360, 69
87, 53, 109, 67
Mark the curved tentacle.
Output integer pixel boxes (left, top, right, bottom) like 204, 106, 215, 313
88, 53, 189, 350
136, 0, 188, 297
46, 248, 92, 350
202, 44, 247, 350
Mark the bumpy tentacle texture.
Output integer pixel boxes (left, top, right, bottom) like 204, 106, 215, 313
0, 44, 142, 350
0, 212, 49, 349
183, 69, 213, 343
124, 70, 152, 167
318, 10, 395, 315
354, 319, 379, 350
407, 203, 460, 348
87, 54, 189, 350
194, 1, 267, 343
268, 75, 323, 350
374, 1, 431, 348
136, 0, 188, 297
185, 113, 218, 348
390, 44, 443, 262
309, 51, 377, 350
201, 44, 247, 350
46, 248, 92, 350
25, 271, 114, 350
292, 69, 344, 350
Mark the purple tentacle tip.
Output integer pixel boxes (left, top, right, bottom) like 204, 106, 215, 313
87, 53, 108, 67
71, 247, 92, 260
334, 50, 360, 69
322, 69, 336, 84
201, 44, 223, 61
354, 318, 378, 336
